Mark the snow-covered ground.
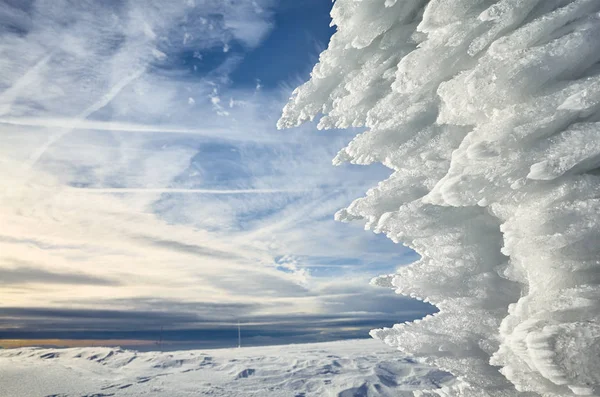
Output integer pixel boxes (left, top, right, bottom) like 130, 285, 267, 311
0, 339, 453, 397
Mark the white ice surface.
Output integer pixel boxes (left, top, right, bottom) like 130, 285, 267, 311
279, 0, 600, 396
0, 339, 453, 397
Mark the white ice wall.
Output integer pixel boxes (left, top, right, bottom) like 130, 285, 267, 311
279, 1, 600, 396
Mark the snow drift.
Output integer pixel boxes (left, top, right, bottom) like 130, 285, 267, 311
279, 1, 600, 396
0, 340, 453, 396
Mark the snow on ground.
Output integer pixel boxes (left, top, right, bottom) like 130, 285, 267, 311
0, 339, 453, 397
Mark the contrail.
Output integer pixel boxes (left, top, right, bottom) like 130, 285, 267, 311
26, 69, 145, 168
0, 117, 232, 137
0, 53, 53, 116
66, 187, 304, 195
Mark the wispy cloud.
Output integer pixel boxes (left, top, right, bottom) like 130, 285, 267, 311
0, 260, 119, 287
0, 0, 421, 341
67, 187, 304, 194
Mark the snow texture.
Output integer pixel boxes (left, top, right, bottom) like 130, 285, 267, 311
0, 339, 453, 396
279, 1, 600, 396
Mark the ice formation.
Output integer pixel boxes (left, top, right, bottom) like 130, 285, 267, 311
279, 1, 600, 396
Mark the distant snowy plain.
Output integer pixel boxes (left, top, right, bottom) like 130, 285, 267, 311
0, 339, 453, 397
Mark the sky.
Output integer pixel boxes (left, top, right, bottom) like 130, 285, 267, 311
0, 0, 432, 348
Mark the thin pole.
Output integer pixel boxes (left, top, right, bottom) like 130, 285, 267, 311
237, 321, 241, 348
159, 326, 163, 352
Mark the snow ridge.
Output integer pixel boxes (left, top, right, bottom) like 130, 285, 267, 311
0, 340, 453, 396
279, 1, 600, 396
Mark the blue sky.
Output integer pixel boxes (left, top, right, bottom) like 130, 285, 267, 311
0, 0, 431, 347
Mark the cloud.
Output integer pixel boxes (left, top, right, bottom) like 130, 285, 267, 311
0, 117, 287, 143
67, 187, 304, 194
0, 0, 422, 342
0, 260, 119, 286
132, 235, 247, 262
0, 294, 434, 347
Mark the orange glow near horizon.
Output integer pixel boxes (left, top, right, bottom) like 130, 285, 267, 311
0, 339, 156, 349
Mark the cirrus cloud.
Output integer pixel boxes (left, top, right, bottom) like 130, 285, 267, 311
0, 0, 427, 344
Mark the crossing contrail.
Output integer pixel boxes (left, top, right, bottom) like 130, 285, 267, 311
25, 69, 145, 168
66, 187, 304, 195
0, 117, 233, 137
